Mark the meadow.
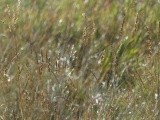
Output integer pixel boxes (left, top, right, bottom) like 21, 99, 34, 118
0, 0, 159, 119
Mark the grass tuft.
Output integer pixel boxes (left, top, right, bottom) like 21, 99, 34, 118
0, 0, 160, 119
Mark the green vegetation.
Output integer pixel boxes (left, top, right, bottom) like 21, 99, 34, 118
0, 0, 159, 119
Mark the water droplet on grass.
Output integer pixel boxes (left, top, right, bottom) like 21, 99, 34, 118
125, 36, 128, 40
59, 19, 63, 24
155, 93, 158, 100
82, 13, 85, 17
84, 0, 89, 4
20, 47, 24, 50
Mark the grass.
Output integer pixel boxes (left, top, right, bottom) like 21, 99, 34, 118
0, 0, 159, 119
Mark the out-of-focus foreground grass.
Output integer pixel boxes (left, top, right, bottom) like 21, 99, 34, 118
0, 0, 159, 119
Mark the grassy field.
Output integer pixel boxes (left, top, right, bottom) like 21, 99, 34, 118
0, 0, 159, 119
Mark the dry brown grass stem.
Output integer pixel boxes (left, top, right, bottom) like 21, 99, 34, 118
158, 21, 160, 91
132, 13, 139, 36
120, 15, 125, 37
17, 65, 22, 81
48, 57, 51, 72
41, 49, 44, 63
112, 44, 117, 76
157, 21, 160, 119
146, 26, 152, 60
45, 51, 48, 63
53, 107, 58, 120
84, 91, 89, 120
99, 49, 105, 66
134, 67, 146, 90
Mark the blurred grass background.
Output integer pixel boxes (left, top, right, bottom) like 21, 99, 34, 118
0, 0, 159, 119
